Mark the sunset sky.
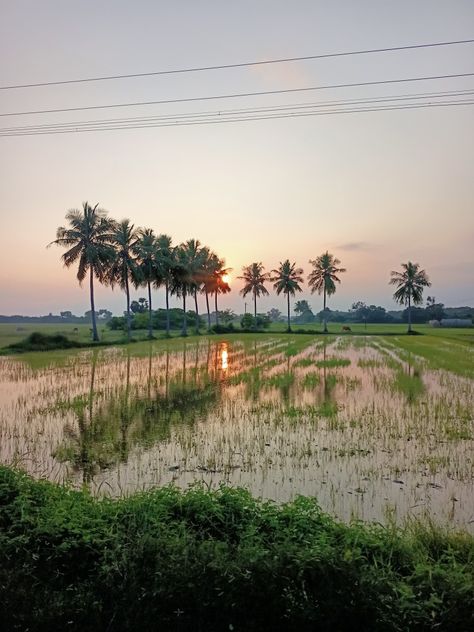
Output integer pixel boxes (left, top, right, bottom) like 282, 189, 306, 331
0, 1, 473, 316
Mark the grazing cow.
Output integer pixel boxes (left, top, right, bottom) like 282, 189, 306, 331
342, 326, 352, 332
73, 328, 79, 334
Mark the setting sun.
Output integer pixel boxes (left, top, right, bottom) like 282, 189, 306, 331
222, 273, 231, 285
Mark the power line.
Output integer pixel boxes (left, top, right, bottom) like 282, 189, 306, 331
1, 38, 473, 91
2, 88, 473, 134
2, 71, 474, 118
1, 100, 472, 137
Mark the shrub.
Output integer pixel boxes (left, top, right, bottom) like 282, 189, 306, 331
0, 467, 473, 632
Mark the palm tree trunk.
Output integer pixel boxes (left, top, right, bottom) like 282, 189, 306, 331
194, 289, 200, 331
182, 290, 187, 336
147, 280, 153, 339
287, 292, 291, 332
125, 275, 131, 341
254, 289, 257, 318
408, 295, 412, 333
165, 280, 170, 336
323, 288, 328, 333
205, 290, 211, 330
89, 267, 99, 341
215, 291, 219, 326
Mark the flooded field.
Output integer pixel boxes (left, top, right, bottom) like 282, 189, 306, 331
1, 335, 473, 530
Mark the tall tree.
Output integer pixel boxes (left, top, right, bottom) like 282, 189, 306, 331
181, 239, 205, 331
134, 228, 160, 339
155, 234, 174, 336
238, 262, 270, 320
108, 219, 141, 341
171, 243, 193, 336
49, 202, 115, 341
271, 260, 304, 332
307, 252, 346, 333
390, 261, 431, 333
200, 250, 219, 329
213, 260, 231, 326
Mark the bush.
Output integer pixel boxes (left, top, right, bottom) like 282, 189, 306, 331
5, 332, 84, 352
0, 466, 473, 632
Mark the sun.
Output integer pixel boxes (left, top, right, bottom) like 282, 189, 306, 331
222, 273, 231, 285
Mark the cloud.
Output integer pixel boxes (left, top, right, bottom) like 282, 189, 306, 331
336, 241, 374, 252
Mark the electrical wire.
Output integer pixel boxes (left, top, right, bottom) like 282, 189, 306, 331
2, 38, 473, 91
2, 88, 473, 134
2, 71, 474, 118
1, 99, 472, 137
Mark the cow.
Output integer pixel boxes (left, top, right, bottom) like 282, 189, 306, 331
342, 326, 352, 332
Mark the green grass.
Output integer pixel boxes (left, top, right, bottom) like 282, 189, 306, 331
1, 466, 473, 632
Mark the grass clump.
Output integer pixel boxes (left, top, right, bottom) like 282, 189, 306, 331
1, 467, 473, 631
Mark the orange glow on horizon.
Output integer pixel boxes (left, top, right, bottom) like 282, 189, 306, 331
222, 273, 231, 285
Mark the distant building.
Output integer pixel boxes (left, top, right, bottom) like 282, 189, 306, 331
430, 318, 473, 328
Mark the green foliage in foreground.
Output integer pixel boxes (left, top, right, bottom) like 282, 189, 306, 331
1, 468, 473, 632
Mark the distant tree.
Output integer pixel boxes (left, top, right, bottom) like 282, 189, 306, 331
49, 202, 115, 341
390, 262, 431, 333
108, 219, 142, 341
219, 309, 236, 325
130, 298, 148, 314
60, 311, 73, 319
308, 252, 346, 333
294, 300, 315, 324
425, 296, 446, 322
267, 308, 283, 322
181, 239, 206, 331
98, 309, 112, 320
238, 262, 270, 321
271, 259, 304, 332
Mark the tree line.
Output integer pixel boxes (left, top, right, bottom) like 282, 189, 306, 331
51, 202, 433, 339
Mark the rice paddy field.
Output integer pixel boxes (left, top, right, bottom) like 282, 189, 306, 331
1, 326, 473, 532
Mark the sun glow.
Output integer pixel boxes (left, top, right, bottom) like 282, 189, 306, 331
222, 273, 231, 285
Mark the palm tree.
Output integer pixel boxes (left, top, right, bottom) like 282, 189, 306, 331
181, 239, 206, 332
108, 219, 141, 341
213, 260, 231, 326
390, 261, 431, 333
271, 260, 304, 332
238, 262, 270, 320
134, 228, 160, 339
200, 248, 216, 330
171, 243, 193, 336
49, 202, 115, 341
307, 252, 346, 333
155, 234, 174, 336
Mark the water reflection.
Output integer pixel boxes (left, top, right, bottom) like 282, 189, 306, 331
0, 336, 473, 531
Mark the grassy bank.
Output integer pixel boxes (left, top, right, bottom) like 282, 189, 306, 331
1, 467, 473, 631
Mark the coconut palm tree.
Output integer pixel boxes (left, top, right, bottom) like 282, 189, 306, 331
49, 202, 115, 341
171, 243, 193, 336
238, 262, 270, 320
199, 248, 215, 330
307, 252, 346, 333
134, 228, 160, 339
390, 261, 431, 333
181, 239, 206, 332
271, 260, 304, 332
213, 260, 231, 326
155, 234, 174, 336
108, 219, 141, 341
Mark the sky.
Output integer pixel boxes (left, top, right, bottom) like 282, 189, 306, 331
0, 0, 473, 317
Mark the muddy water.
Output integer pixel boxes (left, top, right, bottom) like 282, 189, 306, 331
0, 336, 473, 530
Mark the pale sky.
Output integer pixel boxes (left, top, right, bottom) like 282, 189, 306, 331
0, 0, 473, 316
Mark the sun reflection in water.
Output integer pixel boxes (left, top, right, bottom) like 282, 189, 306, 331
221, 344, 228, 371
